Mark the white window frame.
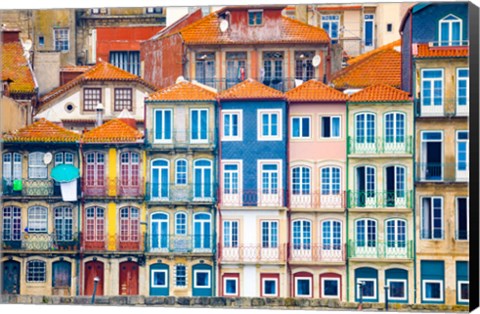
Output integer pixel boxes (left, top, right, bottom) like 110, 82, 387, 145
321, 277, 340, 298
291, 116, 311, 139
457, 280, 469, 303
151, 269, 168, 288
456, 197, 469, 241
387, 279, 407, 301
222, 110, 243, 141
223, 220, 239, 248
456, 68, 469, 113
422, 279, 444, 302
261, 220, 279, 248
53, 28, 69, 52
321, 15, 340, 41
175, 159, 187, 185
28, 206, 48, 233
421, 196, 444, 240
438, 14, 462, 46
2, 152, 22, 183
291, 166, 311, 195
222, 160, 242, 202
153, 109, 173, 143
295, 277, 312, 297
194, 269, 211, 289
363, 14, 375, 49
54, 152, 74, 166
223, 277, 238, 296
420, 69, 444, 115
258, 159, 282, 206
456, 130, 469, 181
357, 278, 377, 300
175, 212, 187, 235
28, 152, 47, 179
258, 109, 282, 141
262, 277, 278, 297
420, 131, 444, 181
190, 108, 209, 143
320, 115, 341, 139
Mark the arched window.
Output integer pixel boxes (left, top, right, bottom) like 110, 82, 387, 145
85, 206, 104, 242
175, 159, 187, 185
439, 14, 462, 46
151, 159, 169, 199
356, 219, 377, 248
322, 220, 342, 250
321, 166, 341, 195
85, 152, 105, 190
193, 159, 212, 199
384, 112, 406, 148
291, 166, 311, 195
120, 151, 140, 188
175, 212, 187, 235
120, 207, 139, 242
151, 212, 169, 250
292, 220, 311, 250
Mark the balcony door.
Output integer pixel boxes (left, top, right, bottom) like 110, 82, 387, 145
193, 213, 211, 251
291, 220, 312, 261
194, 160, 212, 200
151, 213, 169, 252
85, 152, 105, 195
356, 166, 376, 207
120, 152, 140, 195
384, 112, 405, 153
354, 113, 375, 153
385, 166, 406, 208
321, 220, 342, 261
420, 132, 443, 180
151, 159, 169, 200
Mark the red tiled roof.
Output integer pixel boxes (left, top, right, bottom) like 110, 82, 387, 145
347, 39, 401, 65
179, 12, 330, 45
1, 42, 36, 94
82, 119, 143, 143
218, 78, 285, 100
332, 47, 401, 90
348, 84, 411, 103
415, 43, 469, 58
2, 118, 80, 142
285, 79, 347, 102
147, 81, 217, 101
40, 61, 156, 105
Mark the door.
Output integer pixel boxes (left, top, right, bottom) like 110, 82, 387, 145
385, 166, 406, 208
356, 166, 376, 207
355, 113, 375, 153
151, 160, 169, 200
119, 261, 139, 295
192, 264, 213, 296
120, 152, 140, 195
321, 220, 343, 261
150, 263, 169, 296
384, 113, 405, 153
291, 220, 312, 261
84, 261, 104, 296
2, 260, 20, 294
52, 261, 71, 289
85, 152, 105, 195
193, 213, 211, 252
150, 213, 169, 252
194, 160, 212, 200
421, 132, 443, 180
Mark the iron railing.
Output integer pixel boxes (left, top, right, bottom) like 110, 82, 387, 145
2, 233, 79, 251
145, 130, 216, 150
415, 162, 468, 182
145, 234, 215, 254
218, 244, 286, 263
80, 233, 145, 252
146, 183, 216, 203
83, 178, 145, 197
347, 240, 413, 259
347, 190, 413, 209
288, 191, 345, 209
288, 244, 346, 262
2, 179, 73, 197
219, 189, 286, 207
347, 136, 413, 155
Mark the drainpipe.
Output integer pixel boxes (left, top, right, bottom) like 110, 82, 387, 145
79, 140, 85, 296
345, 98, 350, 302
76, 142, 81, 296
285, 98, 291, 297
216, 97, 222, 297
212, 99, 218, 297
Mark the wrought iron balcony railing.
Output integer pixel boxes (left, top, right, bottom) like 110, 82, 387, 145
347, 190, 413, 209
145, 234, 215, 254
288, 191, 345, 209
80, 233, 145, 252
219, 189, 286, 207
347, 136, 413, 155
347, 240, 413, 259
288, 244, 346, 263
2, 233, 79, 251
218, 243, 286, 263
2, 179, 71, 197
414, 98, 469, 118
415, 162, 468, 182
145, 130, 216, 150
146, 183, 216, 203
83, 178, 145, 198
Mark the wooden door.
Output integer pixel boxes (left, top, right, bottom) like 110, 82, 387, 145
2, 261, 20, 294
119, 261, 138, 295
84, 261, 104, 296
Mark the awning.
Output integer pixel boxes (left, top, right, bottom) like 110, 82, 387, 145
51, 164, 80, 183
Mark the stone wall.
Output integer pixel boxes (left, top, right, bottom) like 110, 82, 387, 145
0, 295, 469, 312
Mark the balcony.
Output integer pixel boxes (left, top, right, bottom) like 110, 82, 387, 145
83, 178, 144, 198
146, 183, 215, 203
348, 240, 413, 259
289, 191, 345, 209
2, 179, 59, 197
146, 130, 215, 151
347, 136, 413, 155
415, 162, 468, 183
219, 189, 285, 207
288, 244, 346, 263
145, 234, 214, 254
415, 98, 469, 118
2, 233, 79, 251
218, 244, 286, 263
80, 233, 144, 252
347, 190, 413, 209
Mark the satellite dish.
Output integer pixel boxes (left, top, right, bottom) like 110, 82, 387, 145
23, 39, 32, 52
43, 152, 53, 165
219, 19, 229, 32
312, 55, 321, 68
176, 76, 185, 84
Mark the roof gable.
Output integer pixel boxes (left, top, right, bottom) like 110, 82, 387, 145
348, 84, 411, 103
82, 119, 143, 143
1, 42, 36, 94
3, 118, 80, 143
147, 81, 217, 101
218, 78, 285, 100
285, 79, 347, 102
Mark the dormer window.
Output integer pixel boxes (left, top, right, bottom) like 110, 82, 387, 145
439, 14, 462, 46
248, 10, 263, 26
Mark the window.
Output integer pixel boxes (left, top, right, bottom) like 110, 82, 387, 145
456, 131, 469, 180
357, 278, 377, 299
364, 14, 375, 48
386, 219, 406, 248
114, 88, 133, 111
110, 51, 140, 76
195, 52, 215, 88
85, 152, 105, 189
321, 167, 341, 195
150, 212, 169, 250
54, 207, 73, 241
456, 198, 468, 240
2, 152, 22, 185
258, 110, 282, 140
321, 277, 340, 298
119, 207, 139, 243
291, 116, 310, 139
146, 7, 163, 14
458, 281, 469, 303
175, 265, 186, 287
356, 219, 377, 248
38, 36, 45, 46
194, 270, 211, 288
151, 159, 169, 199
154, 109, 172, 143
387, 279, 407, 301
262, 277, 278, 297
420, 131, 443, 181
355, 113, 375, 146
261, 221, 278, 248
193, 213, 211, 250
193, 159, 212, 199
223, 220, 238, 248
222, 110, 242, 141
423, 280, 443, 301
151, 270, 167, 288
322, 220, 342, 250
295, 277, 312, 297
83, 88, 102, 111
384, 112, 405, 145
421, 197, 443, 240
2, 206, 21, 241
248, 10, 263, 25
54, 152, 74, 166
191, 109, 209, 143
321, 116, 341, 138
456, 68, 469, 110
421, 69, 443, 113
385, 165, 406, 207
439, 14, 462, 46
262, 52, 284, 90
175, 212, 187, 235
28, 206, 47, 233
321, 15, 340, 43
54, 28, 69, 51
119, 151, 140, 190
175, 159, 187, 185
387, 23, 393, 32
355, 166, 376, 207
295, 51, 314, 81
226, 52, 247, 88
292, 220, 311, 250
85, 206, 104, 242
292, 166, 310, 195
259, 162, 281, 202
223, 163, 240, 198
223, 275, 238, 296
28, 152, 47, 179
27, 260, 46, 282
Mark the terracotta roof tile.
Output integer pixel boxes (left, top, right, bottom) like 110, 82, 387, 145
147, 81, 217, 101
1, 42, 36, 94
347, 39, 401, 65
285, 79, 347, 102
218, 78, 285, 100
415, 43, 469, 58
40, 61, 156, 105
3, 118, 80, 142
332, 48, 401, 90
82, 119, 143, 143
348, 84, 411, 103
179, 13, 330, 45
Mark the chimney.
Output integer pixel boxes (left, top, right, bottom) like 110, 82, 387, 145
95, 102, 104, 127
1, 29, 21, 43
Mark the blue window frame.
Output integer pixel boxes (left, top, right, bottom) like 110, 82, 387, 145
154, 109, 172, 142
355, 267, 378, 302
385, 268, 408, 303
248, 10, 263, 25
439, 14, 462, 46
292, 166, 310, 195
456, 131, 469, 173
291, 117, 310, 139
364, 14, 375, 47
151, 159, 169, 199
421, 69, 443, 108
191, 109, 209, 142
456, 261, 468, 304
321, 15, 339, 43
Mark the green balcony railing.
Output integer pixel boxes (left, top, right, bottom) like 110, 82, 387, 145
2, 179, 56, 197
145, 234, 215, 254
347, 190, 413, 209
347, 240, 413, 259
146, 183, 216, 203
347, 136, 413, 155
415, 162, 469, 183
2, 233, 79, 251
